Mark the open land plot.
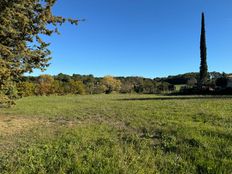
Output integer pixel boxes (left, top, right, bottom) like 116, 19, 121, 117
0, 94, 232, 173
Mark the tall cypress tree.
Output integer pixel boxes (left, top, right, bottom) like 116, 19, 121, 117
199, 12, 208, 87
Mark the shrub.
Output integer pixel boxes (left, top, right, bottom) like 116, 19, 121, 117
35, 75, 55, 96
101, 76, 121, 94
17, 82, 36, 97
67, 80, 85, 95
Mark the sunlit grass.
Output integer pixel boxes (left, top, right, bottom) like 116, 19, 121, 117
0, 94, 232, 173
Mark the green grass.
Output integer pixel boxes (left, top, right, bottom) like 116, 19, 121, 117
0, 94, 232, 173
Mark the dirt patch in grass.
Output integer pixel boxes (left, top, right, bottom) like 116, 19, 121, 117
0, 115, 43, 136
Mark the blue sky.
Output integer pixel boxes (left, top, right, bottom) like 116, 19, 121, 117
33, 0, 232, 78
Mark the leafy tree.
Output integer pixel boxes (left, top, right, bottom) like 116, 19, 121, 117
199, 12, 208, 87
55, 73, 72, 82
187, 78, 197, 87
133, 78, 144, 93
165, 73, 199, 85
101, 76, 121, 94
53, 80, 65, 95
36, 75, 55, 95
140, 80, 156, 94
0, 93, 14, 108
68, 80, 85, 95
216, 73, 228, 88
0, 0, 78, 105
93, 83, 107, 94
17, 82, 36, 97
81, 75, 95, 94
120, 81, 134, 93
157, 82, 172, 92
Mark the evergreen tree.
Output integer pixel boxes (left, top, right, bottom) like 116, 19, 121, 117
199, 12, 208, 87
0, 0, 78, 106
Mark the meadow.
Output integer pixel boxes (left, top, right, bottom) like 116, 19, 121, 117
0, 94, 232, 173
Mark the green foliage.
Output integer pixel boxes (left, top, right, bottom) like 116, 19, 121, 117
17, 82, 36, 97
215, 73, 228, 88
35, 75, 55, 96
53, 80, 65, 95
93, 83, 107, 94
120, 81, 134, 93
0, 59, 15, 106
101, 76, 121, 94
164, 72, 199, 85
0, 0, 78, 74
187, 78, 197, 87
67, 80, 86, 95
0, 0, 78, 106
12, 72, 232, 97
199, 12, 208, 86
15, 73, 208, 96
0, 93, 15, 108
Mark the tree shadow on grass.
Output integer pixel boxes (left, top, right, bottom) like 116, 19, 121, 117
117, 96, 232, 101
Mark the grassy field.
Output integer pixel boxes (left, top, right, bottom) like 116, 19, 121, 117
0, 94, 232, 173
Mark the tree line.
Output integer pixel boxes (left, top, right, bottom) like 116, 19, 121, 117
12, 71, 230, 98
15, 74, 175, 97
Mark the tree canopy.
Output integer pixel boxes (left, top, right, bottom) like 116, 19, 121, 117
0, 0, 78, 106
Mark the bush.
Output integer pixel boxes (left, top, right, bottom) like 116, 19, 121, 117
35, 75, 55, 96
17, 82, 36, 97
101, 76, 121, 94
67, 80, 85, 95
0, 93, 15, 108
93, 84, 107, 94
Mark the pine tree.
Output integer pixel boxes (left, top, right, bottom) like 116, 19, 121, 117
0, 0, 78, 106
199, 12, 208, 87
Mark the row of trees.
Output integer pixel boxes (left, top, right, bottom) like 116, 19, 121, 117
16, 74, 175, 97
161, 71, 230, 87
19, 75, 121, 96
9, 70, 232, 98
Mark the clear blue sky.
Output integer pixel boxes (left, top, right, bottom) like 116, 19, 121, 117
33, 0, 232, 78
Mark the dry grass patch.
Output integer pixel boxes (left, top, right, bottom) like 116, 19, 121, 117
0, 115, 42, 136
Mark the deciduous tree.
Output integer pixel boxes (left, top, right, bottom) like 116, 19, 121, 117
101, 76, 121, 94
36, 75, 55, 95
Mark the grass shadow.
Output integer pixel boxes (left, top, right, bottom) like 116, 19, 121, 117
117, 96, 232, 101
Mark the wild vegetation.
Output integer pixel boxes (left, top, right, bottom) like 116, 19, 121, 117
0, 94, 232, 173
12, 71, 232, 98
